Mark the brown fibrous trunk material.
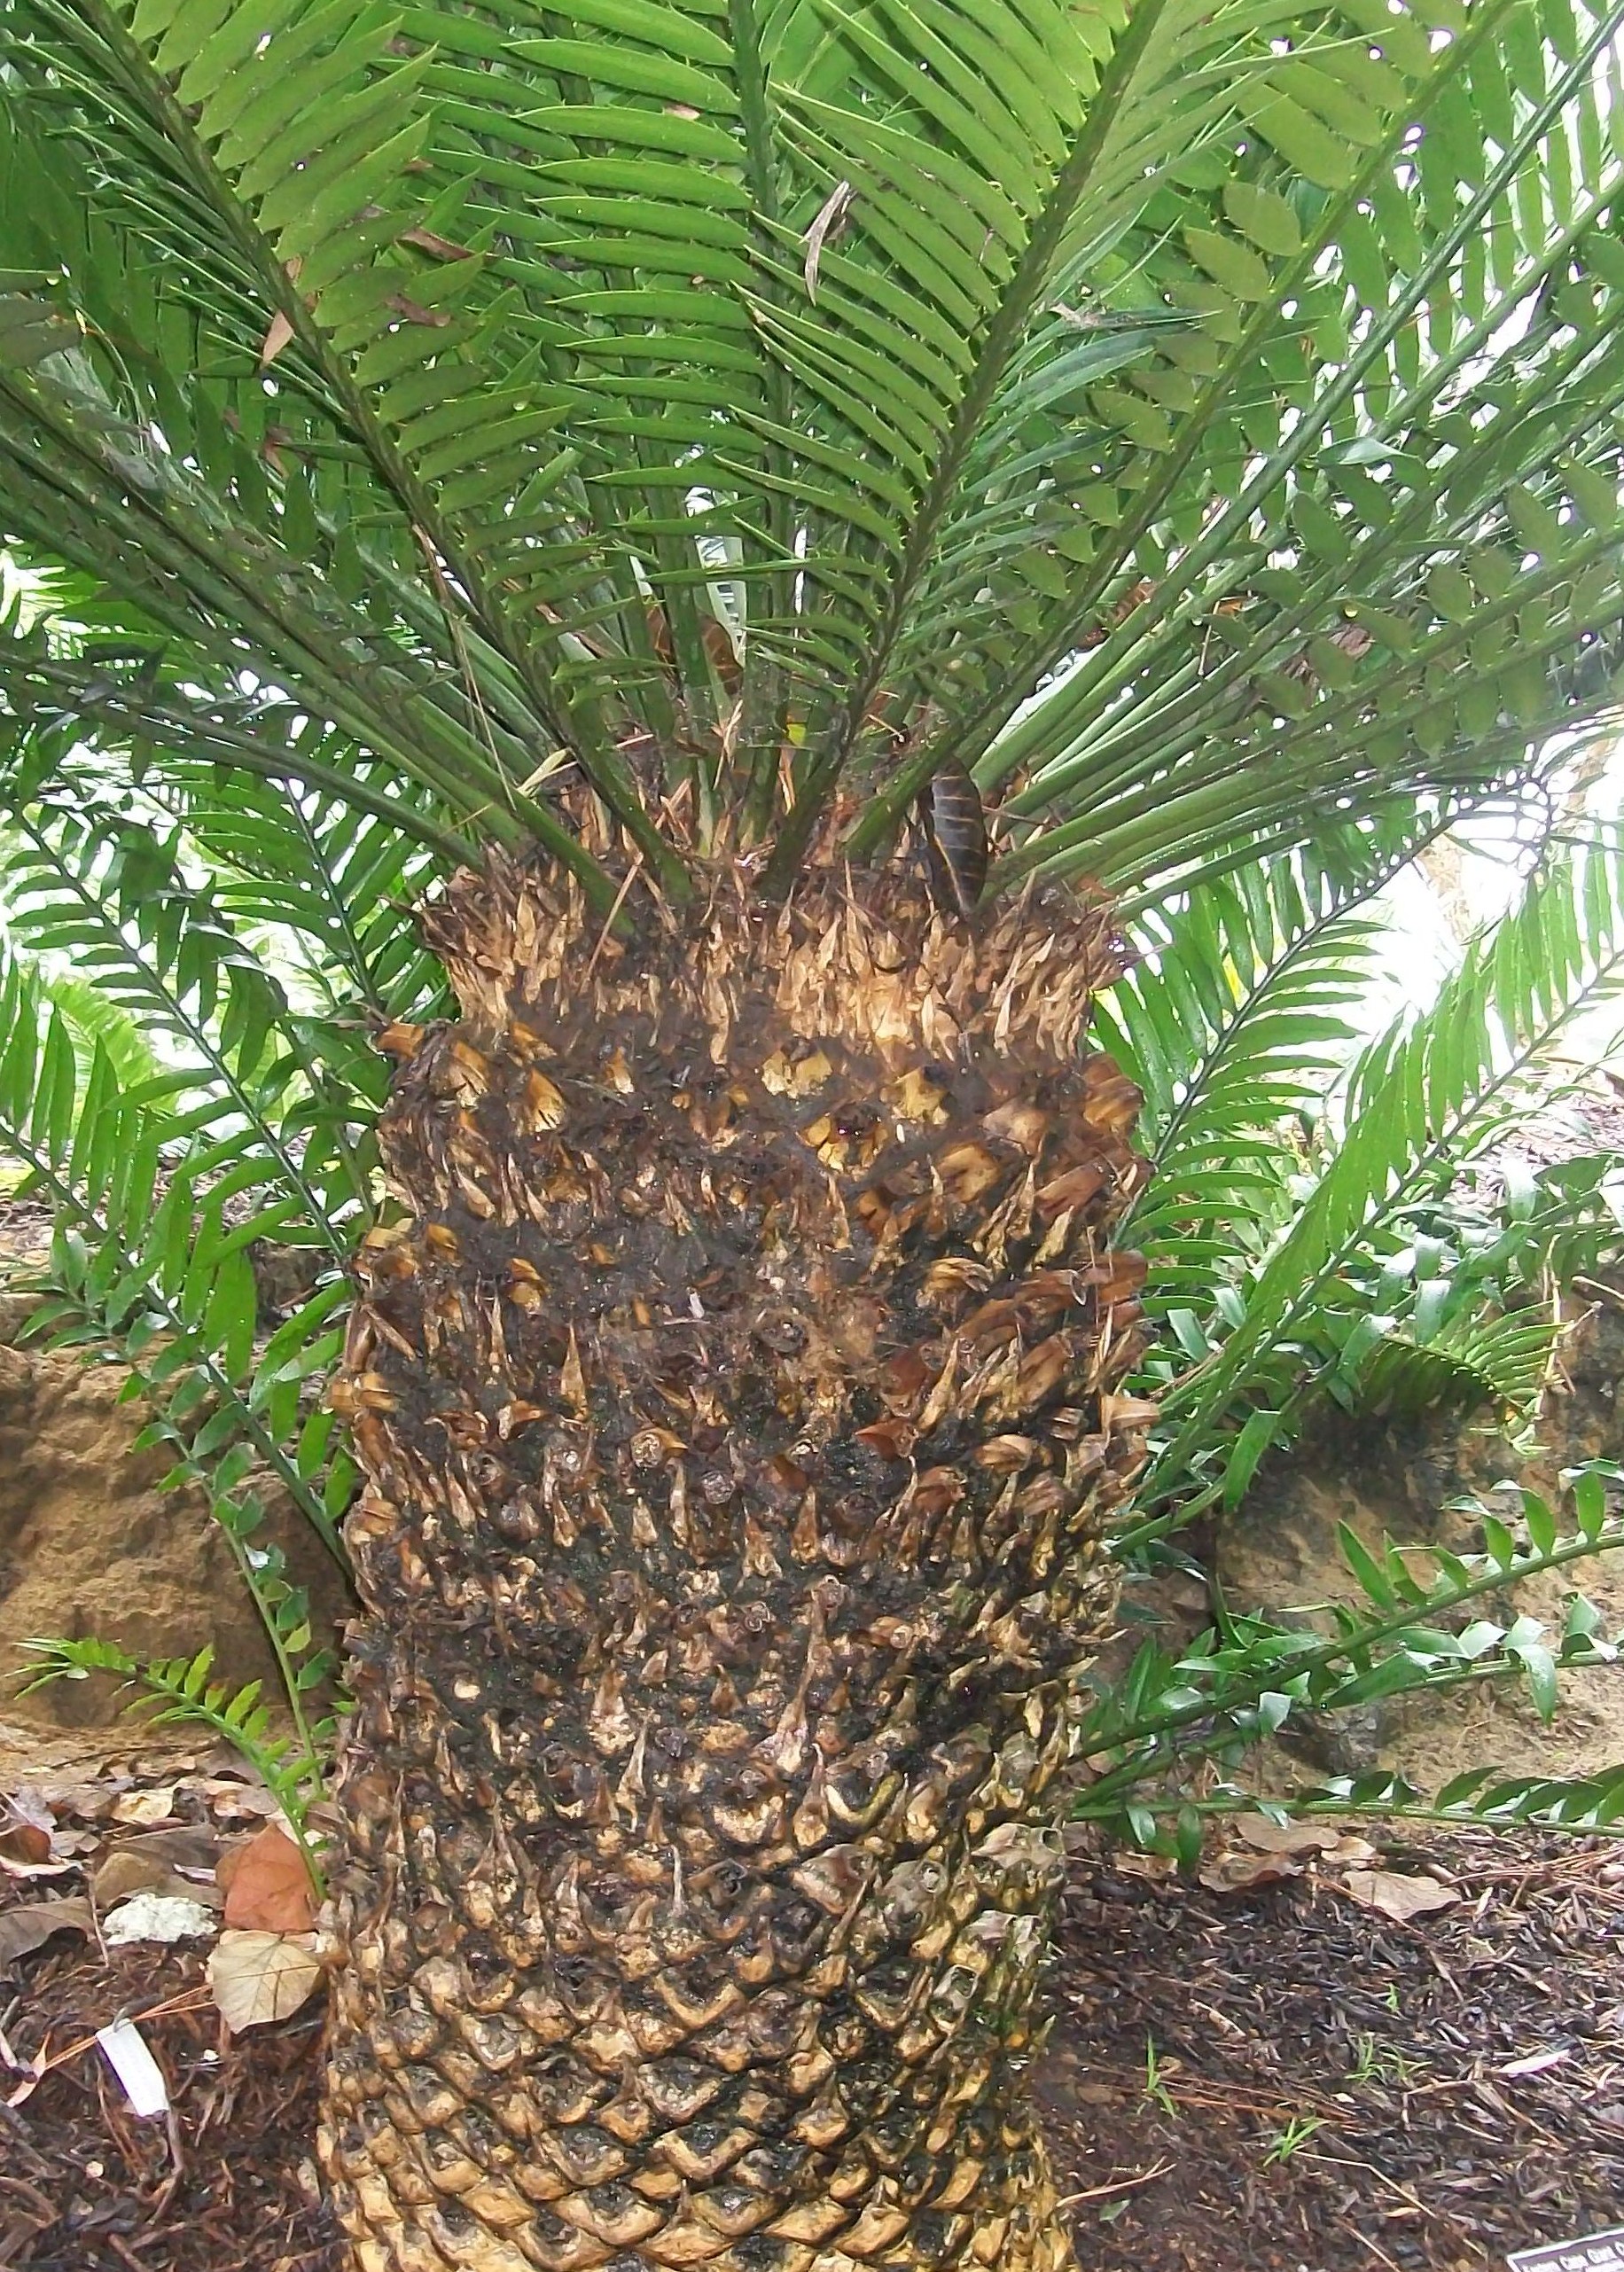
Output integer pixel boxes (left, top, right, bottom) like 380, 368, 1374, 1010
319, 856, 1153, 2272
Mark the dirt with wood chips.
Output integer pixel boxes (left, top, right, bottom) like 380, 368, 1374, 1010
1, 1733, 1620, 2272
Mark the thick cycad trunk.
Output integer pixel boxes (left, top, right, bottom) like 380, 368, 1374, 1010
320, 858, 1151, 2272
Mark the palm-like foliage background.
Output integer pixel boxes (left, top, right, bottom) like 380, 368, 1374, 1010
1100, 801, 1624, 1541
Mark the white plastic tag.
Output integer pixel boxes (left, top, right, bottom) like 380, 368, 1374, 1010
96, 2018, 169, 2117
1509, 2232, 1624, 2271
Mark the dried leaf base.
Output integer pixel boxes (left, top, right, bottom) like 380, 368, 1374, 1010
319, 862, 1152, 2272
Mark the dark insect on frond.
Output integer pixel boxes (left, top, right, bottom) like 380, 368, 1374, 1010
917, 761, 989, 916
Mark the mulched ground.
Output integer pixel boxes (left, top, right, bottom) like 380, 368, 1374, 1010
1043, 1831, 1624, 2272
1, 1937, 335, 2272
2, 1817, 1621, 2272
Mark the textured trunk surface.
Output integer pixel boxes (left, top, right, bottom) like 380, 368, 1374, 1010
320, 859, 1152, 2272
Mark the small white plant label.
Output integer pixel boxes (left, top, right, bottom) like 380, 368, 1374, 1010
95, 2018, 168, 2118
1510, 2232, 1624, 2271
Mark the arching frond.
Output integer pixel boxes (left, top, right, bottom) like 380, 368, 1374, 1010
1095, 800, 1480, 1321
4, 0, 1622, 886
1133, 826, 1624, 1532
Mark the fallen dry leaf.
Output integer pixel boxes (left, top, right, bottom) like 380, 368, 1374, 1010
384, 291, 450, 328
1199, 1848, 1304, 1894
0, 1787, 69, 1876
1320, 1834, 1379, 1867
93, 1848, 223, 1911
203, 1776, 282, 1821
0, 1825, 65, 1876
43, 1827, 99, 1859
400, 226, 475, 262
110, 1785, 177, 1829
1112, 1849, 1178, 1884
1233, 1814, 1344, 1856
0, 1896, 93, 1966
95, 1848, 176, 1906
1499, 2047, 1573, 2080
4, 1787, 55, 1836
208, 1931, 323, 2033
31, 1778, 114, 1823
1342, 1869, 1458, 1922
223, 1823, 316, 1933
802, 176, 855, 302
116, 1823, 223, 1875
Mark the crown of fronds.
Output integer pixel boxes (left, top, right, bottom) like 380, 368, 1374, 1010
4, 0, 1624, 907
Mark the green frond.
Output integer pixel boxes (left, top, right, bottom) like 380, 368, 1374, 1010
38, 967, 164, 1087
1136, 825, 1624, 1529
1352, 1303, 1558, 1419
7, 0, 1620, 878
1095, 800, 1478, 1323
851, 0, 1624, 885
0, 773, 381, 1580
20, 1632, 329, 1880
1081, 1467, 1624, 1853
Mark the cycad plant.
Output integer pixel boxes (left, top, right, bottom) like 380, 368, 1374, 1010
7, 0, 1624, 2260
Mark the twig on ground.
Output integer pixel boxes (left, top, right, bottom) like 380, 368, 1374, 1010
1057, 2159, 1175, 2206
